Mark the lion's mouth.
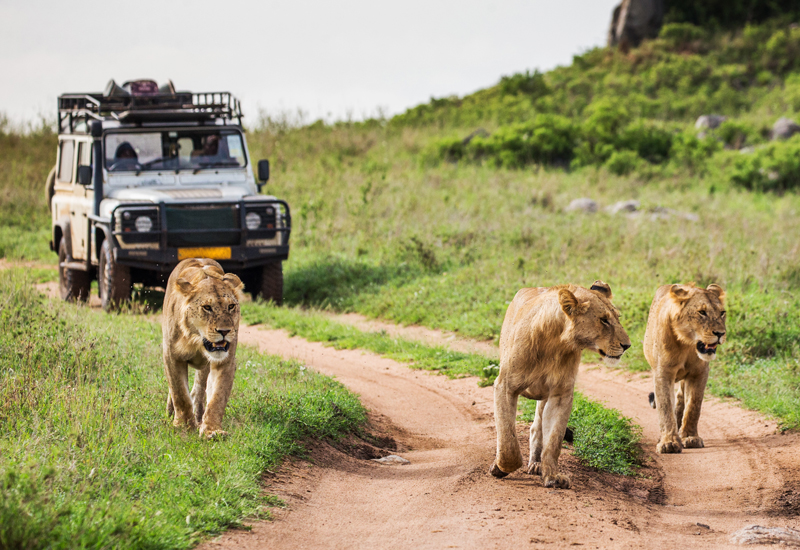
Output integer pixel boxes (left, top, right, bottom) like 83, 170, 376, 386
696, 341, 718, 355
203, 339, 230, 353
599, 349, 622, 360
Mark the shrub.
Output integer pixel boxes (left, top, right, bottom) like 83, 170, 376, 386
499, 70, 551, 99
468, 115, 577, 168
572, 99, 630, 167
730, 136, 800, 191
659, 22, 708, 50
605, 150, 642, 176
620, 121, 674, 163
716, 119, 757, 149
670, 131, 721, 172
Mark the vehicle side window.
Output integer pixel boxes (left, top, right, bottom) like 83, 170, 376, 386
77, 142, 92, 167
58, 140, 75, 183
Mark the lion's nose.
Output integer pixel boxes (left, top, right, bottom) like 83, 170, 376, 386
217, 329, 231, 338
621, 343, 631, 351
713, 331, 725, 338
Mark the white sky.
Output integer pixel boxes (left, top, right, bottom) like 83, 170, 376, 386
0, 0, 618, 126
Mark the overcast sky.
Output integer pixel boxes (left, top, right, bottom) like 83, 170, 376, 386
0, 0, 618, 126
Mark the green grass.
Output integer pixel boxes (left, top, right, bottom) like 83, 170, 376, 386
0, 269, 366, 550
242, 301, 643, 474
520, 395, 643, 476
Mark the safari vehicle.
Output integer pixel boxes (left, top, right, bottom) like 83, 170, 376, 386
47, 79, 290, 310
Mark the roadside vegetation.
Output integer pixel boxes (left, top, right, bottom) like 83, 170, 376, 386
243, 301, 643, 475
0, 268, 365, 549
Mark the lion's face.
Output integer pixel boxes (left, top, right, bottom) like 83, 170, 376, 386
177, 271, 243, 363
670, 284, 727, 361
559, 281, 631, 366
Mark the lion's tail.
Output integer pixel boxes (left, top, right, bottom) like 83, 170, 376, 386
648, 392, 656, 409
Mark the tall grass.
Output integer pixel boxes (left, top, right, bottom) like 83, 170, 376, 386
0, 269, 365, 549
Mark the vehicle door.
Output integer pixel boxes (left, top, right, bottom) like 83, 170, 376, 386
52, 138, 80, 257
71, 139, 93, 261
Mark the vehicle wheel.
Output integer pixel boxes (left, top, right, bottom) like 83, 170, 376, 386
257, 262, 283, 305
99, 239, 131, 311
58, 239, 90, 302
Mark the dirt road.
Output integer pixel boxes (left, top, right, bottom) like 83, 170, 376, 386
196, 319, 800, 550
30, 279, 800, 547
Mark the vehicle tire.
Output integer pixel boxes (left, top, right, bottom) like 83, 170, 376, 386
58, 239, 90, 302
257, 262, 283, 305
99, 239, 131, 311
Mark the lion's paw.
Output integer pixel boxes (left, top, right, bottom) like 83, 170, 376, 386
489, 462, 510, 478
525, 462, 542, 476
543, 473, 571, 489
681, 436, 704, 449
656, 436, 683, 454
200, 426, 229, 440
173, 417, 198, 430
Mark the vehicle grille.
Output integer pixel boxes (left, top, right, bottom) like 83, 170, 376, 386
165, 205, 240, 247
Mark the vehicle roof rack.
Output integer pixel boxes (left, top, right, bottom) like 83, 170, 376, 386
57, 81, 243, 133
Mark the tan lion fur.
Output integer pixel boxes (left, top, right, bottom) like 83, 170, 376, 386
491, 281, 631, 489
162, 258, 245, 439
643, 283, 727, 453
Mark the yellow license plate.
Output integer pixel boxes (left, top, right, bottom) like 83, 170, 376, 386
177, 247, 232, 261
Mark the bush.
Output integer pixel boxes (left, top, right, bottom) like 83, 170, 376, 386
499, 70, 551, 99
659, 22, 708, 49
730, 136, 800, 191
572, 99, 631, 167
620, 121, 674, 163
670, 131, 721, 172
449, 115, 577, 168
605, 150, 642, 176
716, 119, 757, 149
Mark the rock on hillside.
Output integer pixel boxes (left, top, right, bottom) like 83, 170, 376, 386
772, 117, 800, 140
608, 0, 665, 48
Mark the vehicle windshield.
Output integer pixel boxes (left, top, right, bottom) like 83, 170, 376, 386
105, 129, 246, 172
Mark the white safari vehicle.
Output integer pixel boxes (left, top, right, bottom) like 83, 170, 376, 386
47, 79, 290, 310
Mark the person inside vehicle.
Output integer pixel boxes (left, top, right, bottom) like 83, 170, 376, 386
111, 142, 139, 170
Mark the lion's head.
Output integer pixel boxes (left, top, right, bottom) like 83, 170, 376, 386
175, 261, 245, 363
558, 280, 631, 366
669, 283, 726, 361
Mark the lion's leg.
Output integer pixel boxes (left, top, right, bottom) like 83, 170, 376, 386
539, 392, 573, 489
654, 369, 682, 453
526, 399, 546, 476
166, 389, 174, 418
199, 362, 236, 439
679, 369, 709, 449
490, 378, 523, 478
191, 366, 210, 425
164, 357, 196, 429
675, 380, 686, 432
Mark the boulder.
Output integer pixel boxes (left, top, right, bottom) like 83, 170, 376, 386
695, 115, 727, 130
606, 200, 640, 214
608, 0, 665, 48
565, 198, 598, 214
772, 117, 800, 140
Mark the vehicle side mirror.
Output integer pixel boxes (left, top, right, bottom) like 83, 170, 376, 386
77, 165, 92, 186
257, 159, 270, 183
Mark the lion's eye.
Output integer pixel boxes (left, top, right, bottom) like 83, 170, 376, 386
203, 305, 213, 313
721, 310, 726, 317
601, 317, 611, 326
699, 310, 708, 317
228, 304, 236, 311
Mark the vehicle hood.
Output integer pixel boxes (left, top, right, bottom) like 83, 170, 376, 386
107, 185, 250, 202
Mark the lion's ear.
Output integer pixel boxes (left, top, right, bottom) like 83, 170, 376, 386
175, 278, 195, 296
223, 273, 245, 298
706, 283, 725, 304
559, 288, 589, 317
669, 284, 691, 304
590, 280, 612, 300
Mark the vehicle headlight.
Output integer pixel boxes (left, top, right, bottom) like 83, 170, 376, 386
245, 212, 261, 230
135, 216, 153, 232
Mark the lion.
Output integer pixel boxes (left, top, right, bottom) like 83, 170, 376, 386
490, 281, 631, 489
643, 283, 726, 453
162, 258, 244, 439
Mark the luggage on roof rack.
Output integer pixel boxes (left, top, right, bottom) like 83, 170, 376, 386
57, 79, 243, 133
